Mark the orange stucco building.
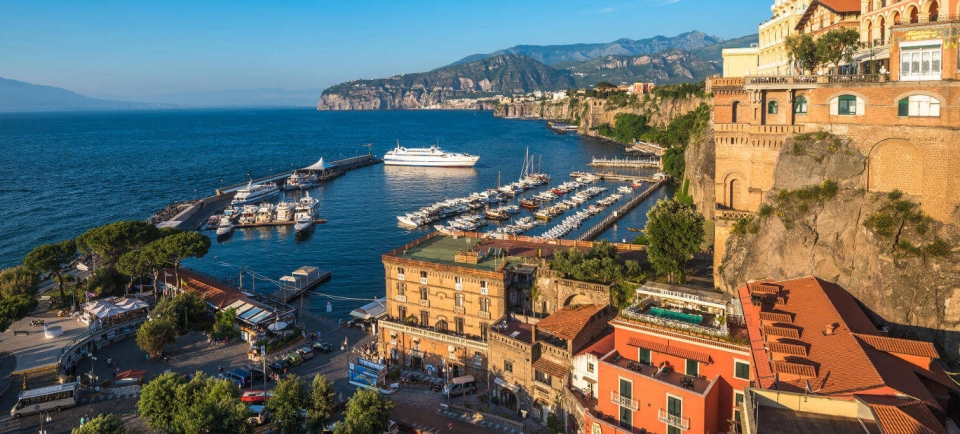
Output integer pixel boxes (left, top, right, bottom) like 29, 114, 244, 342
575, 283, 752, 434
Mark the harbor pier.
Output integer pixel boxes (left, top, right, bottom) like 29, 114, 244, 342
576, 180, 664, 241
587, 156, 661, 169
270, 267, 331, 303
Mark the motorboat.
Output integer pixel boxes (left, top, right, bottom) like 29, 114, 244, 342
275, 202, 294, 222
293, 192, 320, 232
383, 141, 479, 167
231, 181, 280, 205
285, 171, 320, 190
256, 203, 275, 223
617, 186, 634, 194
215, 215, 234, 236
519, 199, 538, 210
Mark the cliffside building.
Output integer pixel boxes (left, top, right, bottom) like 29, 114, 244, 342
738, 277, 958, 433
575, 282, 753, 434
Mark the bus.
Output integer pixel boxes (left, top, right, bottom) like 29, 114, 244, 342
10, 382, 79, 418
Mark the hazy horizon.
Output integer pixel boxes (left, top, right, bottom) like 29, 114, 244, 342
0, 1, 764, 99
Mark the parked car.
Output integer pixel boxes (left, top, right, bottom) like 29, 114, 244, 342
268, 359, 288, 373
313, 340, 333, 353
220, 369, 252, 388
246, 404, 269, 426
248, 368, 267, 383
385, 420, 399, 434
285, 352, 303, 366
297, 347, 315, 360
240, 390, 274, 404
443, 375, 477, 397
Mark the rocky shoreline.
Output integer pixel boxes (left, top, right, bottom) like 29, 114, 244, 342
147, 201, 197, 226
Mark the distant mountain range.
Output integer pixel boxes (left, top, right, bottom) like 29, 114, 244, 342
0, 77, 319, 112
319, 31, 758, 110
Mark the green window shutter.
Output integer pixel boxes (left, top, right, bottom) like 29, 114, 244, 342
898, 98, 909, 116
686, 359, 699, 377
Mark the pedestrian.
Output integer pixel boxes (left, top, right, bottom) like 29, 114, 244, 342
218, 366, 223, 374
80, 415, 86, 425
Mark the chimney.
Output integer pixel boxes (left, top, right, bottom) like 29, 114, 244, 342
824, 323, 837, 335
531, 324, 537, 343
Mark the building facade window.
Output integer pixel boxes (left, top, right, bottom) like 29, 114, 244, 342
767, 101, 778, 114
480, 280, 488, 295
480, 298, 489, 312
455, 276, 463, 290
899, 42, 942, 80
397, 282, 406, 296
455, 293, 463, 307
397, 267, 404, 280
686, 359, 699, 377
420, 310, 429, 328
480, 323, 488, 339
436, 319, 448, 332
587, 362, 595, 373
420, 271, 428, 284
794, 96, 807, 114
535, 370, 552, 386
620, 405, 633, 428
455, 317, 464, 335
734, 360, 751, 380
734, 391, 745, 422
639, 348, 652, 365
667, 396, 683, 433
898, 95, 941, 117
838, 95, 857, 115
504, 360, 513, 373
398, 306, 406, 321
420, 287, 428, 301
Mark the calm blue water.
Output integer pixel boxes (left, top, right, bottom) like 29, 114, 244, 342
0, 109, 671, 316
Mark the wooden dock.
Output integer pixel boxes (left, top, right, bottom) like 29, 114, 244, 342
587, 156, 660, 169
576, 180, 664, 241
270, 269, 331, 303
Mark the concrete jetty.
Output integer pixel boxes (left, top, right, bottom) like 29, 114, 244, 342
587, 156, 661, 169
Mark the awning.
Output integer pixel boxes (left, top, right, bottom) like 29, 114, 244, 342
494, 377, 520, 393
267, 321, 288, 331
851, 47, 890, 63
303, 157, 334, 171
350, 298, 387, 320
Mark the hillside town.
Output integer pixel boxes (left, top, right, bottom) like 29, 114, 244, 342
1, 0, 959, 433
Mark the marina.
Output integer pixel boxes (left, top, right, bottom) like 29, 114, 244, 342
576, 179, 665, 241
587, 156, 661, 168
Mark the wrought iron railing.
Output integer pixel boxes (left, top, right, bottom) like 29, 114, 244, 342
658, 408, 691, 430
611, 391, 638, 410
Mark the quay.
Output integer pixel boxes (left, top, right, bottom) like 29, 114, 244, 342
587, 156, 661, 169
270, 266, 331, 303
157, 154, 381, 230
576, 180, 664, 241
570, 171, 667, 184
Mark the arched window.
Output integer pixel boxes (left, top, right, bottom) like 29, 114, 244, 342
878, 17, 886, 44
794, 96, 808, 114
929, 1, 939, 21
898, 95, 941, 116
768, 101, 779, 114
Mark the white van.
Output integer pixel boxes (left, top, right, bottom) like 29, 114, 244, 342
11, 382, 79, 418
246, 404, 269, 425
443, 375, 476, 397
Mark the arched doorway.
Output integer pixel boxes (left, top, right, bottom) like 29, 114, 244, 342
499, 388, 517, 411
729, 179, 742, 210
878, 17, 886, 44
731, 101, 739, 123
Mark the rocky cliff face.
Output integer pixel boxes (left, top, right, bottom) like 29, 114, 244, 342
317, 55, 574, 110
718, 135, 960, 355
494, 94, 705, 131
684, 120, 715, 218
561, 50, 722, 88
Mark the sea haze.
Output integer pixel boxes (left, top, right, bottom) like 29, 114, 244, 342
0, 109, 670, 316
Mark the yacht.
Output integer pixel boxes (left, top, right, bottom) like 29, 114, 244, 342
383, 141, 479, 167
215, 215, 234, 236
617, 186, 634, 194
275, 202, 294, 222
256, 203, 275, 223
285, 171, 320, 190
231, 181, 280, 205
293, 193, 320, 232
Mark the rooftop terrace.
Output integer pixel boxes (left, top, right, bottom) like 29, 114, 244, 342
387, 235, 516, 272
602, 350, 714, 395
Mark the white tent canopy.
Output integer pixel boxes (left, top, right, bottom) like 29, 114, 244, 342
82, 298, 149, 320
303, 157, 334, 171
350, 297, 386, 320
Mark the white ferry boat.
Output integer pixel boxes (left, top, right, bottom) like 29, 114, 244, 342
231, 181, 280, 206
383, 141, 479, 167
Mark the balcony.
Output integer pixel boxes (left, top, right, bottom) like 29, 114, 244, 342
611, 391, 638, 411
395, 294, 407, 303
603, 352, 714, 395
455, 283, 463, 290
658, 409, 690, 430
398, 274, 404, 281
379, 317, 489, 352
419, 299, 430, 307
420, 277, 428, 284
453, 306, 465, 314
479, 310, 491, 319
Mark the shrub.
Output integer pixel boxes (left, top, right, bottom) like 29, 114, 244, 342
864, 212, 898, 236
926, 239, 951, 257
813, 130, 829, 140
758, 204, 774, 217
791, 142, 805, 156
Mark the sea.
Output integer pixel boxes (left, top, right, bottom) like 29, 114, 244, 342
0, 109, 672, 317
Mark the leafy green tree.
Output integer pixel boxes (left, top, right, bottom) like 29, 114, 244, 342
335, 388, 394, 434
307, 374, 337, 432
72, 413, 127, 434
268, 374, 309, 433
152, 292, 207, 334
816, 28, 861, 71
138, 372, 187, 431
136, 317, 177, 356
211, 308, 239, 340
24, 239, 77, 302
0, 295, 39, 333
172, 375, 250, 434
0, 266, 39, 299
152, 231, 211, 290
645, 199, 705, 283
76, 220, 161, 269
785, 33, 820, 73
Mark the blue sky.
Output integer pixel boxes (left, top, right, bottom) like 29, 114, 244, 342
0, 1, 765, 98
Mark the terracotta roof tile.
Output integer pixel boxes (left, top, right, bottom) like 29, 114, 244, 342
858, 395, 947, 434
855, 334, 940, 359
626, 337, 668, 353
533, 357, 568, 379
815, 0, 861, 13
768, 341, 809, 357
576, 329, 615, 358
763, 325, 801, 339
748, 282, 781, 294
173, 268, 244, 309
773, 361, 818, 378
536, 304, 604, 341
759, 311, 794, 323
625, 337, 711, 364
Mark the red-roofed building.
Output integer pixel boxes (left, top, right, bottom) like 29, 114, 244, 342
738, 276, 958, 434
580, 282, 753, 434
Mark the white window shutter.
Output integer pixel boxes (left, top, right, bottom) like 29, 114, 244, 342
856, 98, 865, 116
830, 98, 838, 115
